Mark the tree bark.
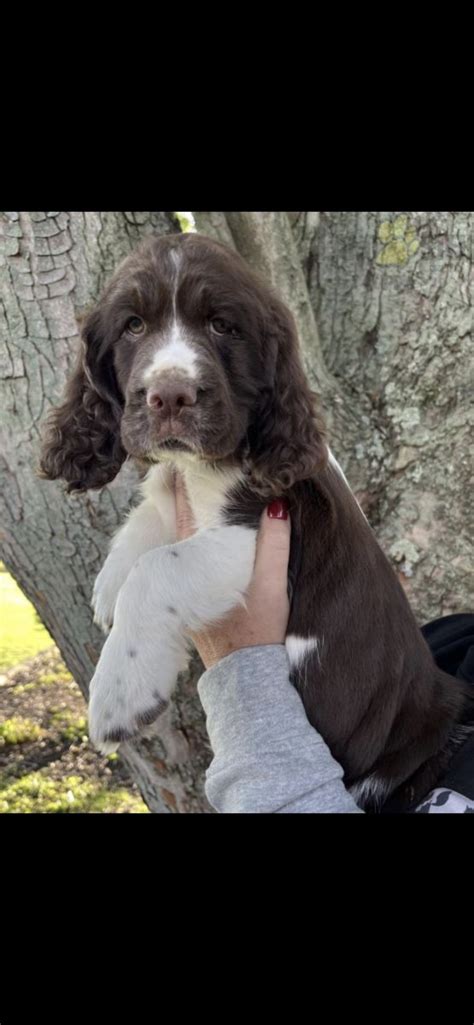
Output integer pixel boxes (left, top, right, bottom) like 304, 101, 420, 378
0, 211, 212, 814
303, 212, 474, 621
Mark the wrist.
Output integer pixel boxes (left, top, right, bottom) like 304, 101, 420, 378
201, 641, 287, 672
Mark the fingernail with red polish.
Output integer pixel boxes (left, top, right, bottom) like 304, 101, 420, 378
267, 499, 289, 520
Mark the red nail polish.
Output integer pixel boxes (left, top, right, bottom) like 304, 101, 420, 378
267, 499, 289, 520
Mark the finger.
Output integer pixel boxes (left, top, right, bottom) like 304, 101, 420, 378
175, 472, 196, 539
254, 500, 291, 579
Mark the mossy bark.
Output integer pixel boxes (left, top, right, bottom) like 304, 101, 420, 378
306, 212, 473, 621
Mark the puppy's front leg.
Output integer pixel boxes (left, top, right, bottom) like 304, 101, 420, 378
88, 525, 257, 752
92, 468, 176, 631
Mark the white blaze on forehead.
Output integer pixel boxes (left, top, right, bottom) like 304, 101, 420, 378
169, 247, 182, 275
142, 320, 199, 383
142, 249, 198, 383
169, 247, 182, 318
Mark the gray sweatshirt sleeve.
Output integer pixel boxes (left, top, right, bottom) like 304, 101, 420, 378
197, 644, 363, 814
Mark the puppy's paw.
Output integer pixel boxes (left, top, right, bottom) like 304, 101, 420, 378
92, 557, 131, 632
89, 685, 169, 755
87, 628, 188, 754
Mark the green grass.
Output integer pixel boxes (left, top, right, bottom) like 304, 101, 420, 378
37, 671, 73, 686
15, 669, 74, 694
0, 566, 150, 814
48, 709, 88, 743
0, 771, 149, 813
0, 563, 53, 670
0, 717, 46, 745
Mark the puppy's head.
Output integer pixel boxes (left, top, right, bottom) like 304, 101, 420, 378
39, 232, 326, 493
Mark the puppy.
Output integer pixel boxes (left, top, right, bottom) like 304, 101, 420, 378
39, 232, 473, 811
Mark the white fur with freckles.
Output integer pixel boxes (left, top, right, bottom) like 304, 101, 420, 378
89, 460, 255, 752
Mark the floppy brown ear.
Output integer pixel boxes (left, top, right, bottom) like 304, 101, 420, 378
38, 307, 125, 493
246, 296, 327, 494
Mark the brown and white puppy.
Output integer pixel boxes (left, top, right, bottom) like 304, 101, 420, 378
39, 232, 473, 812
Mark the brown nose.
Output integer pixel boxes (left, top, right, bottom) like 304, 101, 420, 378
146, 380, 198, 417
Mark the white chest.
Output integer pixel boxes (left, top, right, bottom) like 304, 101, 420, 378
142, 456, 244, 534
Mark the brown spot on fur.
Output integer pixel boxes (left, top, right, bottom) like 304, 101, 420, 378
103, 726, 134, 743
136, 699, 168, 728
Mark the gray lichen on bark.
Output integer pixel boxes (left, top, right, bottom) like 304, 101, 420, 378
306, 212, 473, 619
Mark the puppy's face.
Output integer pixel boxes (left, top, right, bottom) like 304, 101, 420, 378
108, 235, 270, 464
39, 232, 326, 494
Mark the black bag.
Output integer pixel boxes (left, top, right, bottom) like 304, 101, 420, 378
421, 613, 474, 800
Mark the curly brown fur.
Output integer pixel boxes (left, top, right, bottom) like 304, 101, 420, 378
38, 233, 327, 495
38, 310, 126, 492
244, 296, 327, 494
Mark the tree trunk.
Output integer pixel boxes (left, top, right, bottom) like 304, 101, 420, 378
304, 212, 474, 621
0, 211, 211, 814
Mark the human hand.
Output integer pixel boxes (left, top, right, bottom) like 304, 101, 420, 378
174, 472, 291, 669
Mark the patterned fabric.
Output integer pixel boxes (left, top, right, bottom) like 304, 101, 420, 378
415, 787, 474, 814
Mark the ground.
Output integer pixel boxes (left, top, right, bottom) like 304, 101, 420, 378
0, 564, 148, 813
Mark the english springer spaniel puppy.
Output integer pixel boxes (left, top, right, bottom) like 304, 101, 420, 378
39, 232, 473, 812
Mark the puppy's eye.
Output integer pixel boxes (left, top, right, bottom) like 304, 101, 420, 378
210, 317, 240, 338
126, 316, 146, 335
210, 317, 229, 335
